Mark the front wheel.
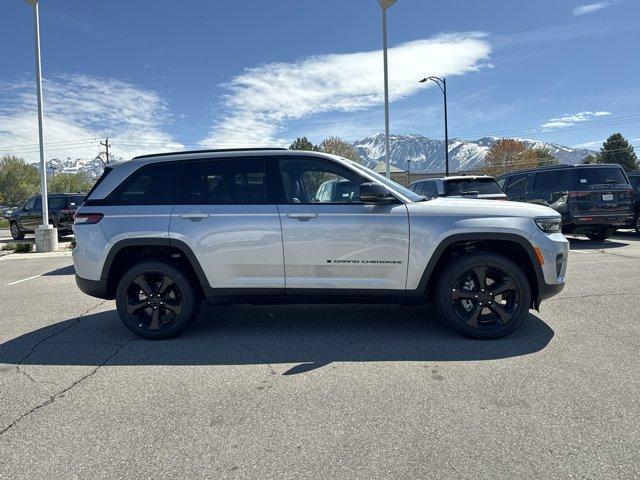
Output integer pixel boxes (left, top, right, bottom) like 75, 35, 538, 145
634, 213, 640, 235
10, 222, 24, 240
435, 252, 532, 339
585, 227, 615, 241
116, 261, 201, 340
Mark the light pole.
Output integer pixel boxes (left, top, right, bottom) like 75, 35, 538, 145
419, 76, 449, 176
24, 0, 58, 251
379, 0, 396, 178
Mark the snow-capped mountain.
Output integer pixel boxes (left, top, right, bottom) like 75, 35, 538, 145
47, 157, 116, 178
352, 134, 596, 173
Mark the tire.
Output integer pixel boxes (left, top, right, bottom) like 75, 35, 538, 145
10, 222, 24, 240
115, 260, 202, 340
435, 252, 532, 339
585, 227, 615, 241
634, 212, 640, 235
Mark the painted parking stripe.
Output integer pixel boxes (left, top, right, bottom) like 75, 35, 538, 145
6, 273, 46, 285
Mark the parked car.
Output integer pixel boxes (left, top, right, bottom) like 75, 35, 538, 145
624, 173, 640, 233
409, 176, 507, 200
9, 193, 86, 240
497, 164, 634, 241
73, 148, 568, 340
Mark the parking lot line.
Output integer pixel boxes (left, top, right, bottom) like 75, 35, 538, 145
6, 273, 46, 286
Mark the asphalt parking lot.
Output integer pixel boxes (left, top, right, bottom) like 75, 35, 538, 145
1, 233, 639, 479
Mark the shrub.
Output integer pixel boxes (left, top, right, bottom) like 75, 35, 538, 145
14, 242, 33, 253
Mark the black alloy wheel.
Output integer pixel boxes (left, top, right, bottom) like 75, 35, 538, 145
116, 261, 201, 339
10, 222, 24, 240
635, 213, 640, 235
436, 253, 532, 339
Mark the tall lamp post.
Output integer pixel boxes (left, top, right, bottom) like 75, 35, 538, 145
379, 0, 396, 178
24, 0, 57, 251
419, 76, 449, 176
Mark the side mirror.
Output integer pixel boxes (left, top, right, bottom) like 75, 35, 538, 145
549, 191, 566, 203
359, 182, 396, 204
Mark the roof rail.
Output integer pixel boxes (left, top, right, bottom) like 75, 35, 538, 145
132, 147, 288, 160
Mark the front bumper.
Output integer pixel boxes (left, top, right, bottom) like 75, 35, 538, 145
531, 230, 569, 304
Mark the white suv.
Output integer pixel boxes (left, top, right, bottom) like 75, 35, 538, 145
73, 149, 568, 340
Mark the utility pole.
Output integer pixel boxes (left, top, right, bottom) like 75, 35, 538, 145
100, 137, 111, 164
378, 0, 397, 178
419, 76, 450, 176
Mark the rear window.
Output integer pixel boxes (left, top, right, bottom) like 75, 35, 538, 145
445, 178, 502, 195
576, 167, 627, 187
533, 170, 569, 193
69, 195, 85, 207
108, 162, 182, 205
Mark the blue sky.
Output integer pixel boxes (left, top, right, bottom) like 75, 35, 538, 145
0, 0, 639, 162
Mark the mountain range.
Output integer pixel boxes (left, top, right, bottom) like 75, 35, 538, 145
47, 134, 596, 177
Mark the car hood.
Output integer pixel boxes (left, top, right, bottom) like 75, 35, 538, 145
408, 197, 558, 219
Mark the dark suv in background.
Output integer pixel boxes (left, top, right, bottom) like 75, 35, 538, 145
625, 173, 640, 233
409, 176, 507, 200
9, 193, 86, 240
497, 164, 633, 241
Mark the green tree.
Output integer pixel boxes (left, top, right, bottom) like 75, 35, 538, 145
0, 155, 40, 205
581, 153, 600, 164
289, 137, 318, 151
319, 136, 363, 163
531, 147, 558, 167
599, 133, 638, 172
49, 171, 94, 193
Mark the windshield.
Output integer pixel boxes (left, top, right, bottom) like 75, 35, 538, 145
445, 178, 503, 195
576, 167, 628, 186
346, 160, 424, 202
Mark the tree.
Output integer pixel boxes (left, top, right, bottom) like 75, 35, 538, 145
483, 139, 530, 176
289, 137, 318, 151
49, 171, 94, 193
599, 133, 638, 172
0, 155, 40, 206
319, 136, 363, 163
531, 147, 558, 167
581, 153, 600, 164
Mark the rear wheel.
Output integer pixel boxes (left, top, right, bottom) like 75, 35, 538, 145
116, 261, 201, 340
435, 252, 532, 339
10, 222, 24, 240
585, 227, 615, 241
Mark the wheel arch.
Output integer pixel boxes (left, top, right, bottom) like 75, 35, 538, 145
415, 233, 543, 308
101, 238, 210, 299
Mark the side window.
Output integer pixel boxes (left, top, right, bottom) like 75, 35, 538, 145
533, 170, 567, 194
425, 182, 438, 198
33, 197, 42, 211
48, 197, 67, 210
108, 162, 183, 205
496, 178, 506, 190
505, 174, 527, 198
23, 198, 35, 211
206, 157, 267, 205
279, 157, 368, 204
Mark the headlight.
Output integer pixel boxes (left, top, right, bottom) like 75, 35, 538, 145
535, 217, 562, 233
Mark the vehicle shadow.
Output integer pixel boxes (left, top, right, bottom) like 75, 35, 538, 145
566, 236, 628, 250
0, 304, 554, 375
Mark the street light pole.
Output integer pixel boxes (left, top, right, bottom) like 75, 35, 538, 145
419, 76, 450, 176
379, 0, 396, 178
25, 0, 58, 252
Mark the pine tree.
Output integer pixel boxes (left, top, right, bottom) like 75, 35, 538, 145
599, 133, 638, 172
289, 137, 318, 151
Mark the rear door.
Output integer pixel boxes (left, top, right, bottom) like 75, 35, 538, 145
23, 197, 42, 230
277, 156, 409, 291
169, 156, 284, 291
504, 173, 530, 202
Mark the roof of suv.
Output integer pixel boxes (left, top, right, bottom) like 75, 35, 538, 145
132, 147, 288, 160
497, 163, 624, 178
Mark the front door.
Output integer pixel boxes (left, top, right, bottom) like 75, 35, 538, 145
169, 156, 284, 291
277, 156, 409, 291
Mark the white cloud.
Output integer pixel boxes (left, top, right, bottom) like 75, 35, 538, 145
573, 1, 621, 16
541, 111, 611, 130
0, 74, 182, 162
200, 33, 491, 147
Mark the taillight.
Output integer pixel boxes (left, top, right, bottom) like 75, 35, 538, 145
74, 213, 103, 224
568, 191, 589, 198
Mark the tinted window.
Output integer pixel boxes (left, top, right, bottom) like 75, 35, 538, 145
48, 197, 67, 210
69, 195, 85, 207
108, 162, 182, 205
576, 167, 627, 186
533, 170, 568, 193
424, 181, 438, 197
279, 157, 367, 204
505, 174, 528, 198
445, 179, 502, 195
180, 158, 268, 205
33, 197, 42, 211
630, 176, 640, 191
496, 177, 507, 190
23, 198, 35, 210
409, 182, 423, 194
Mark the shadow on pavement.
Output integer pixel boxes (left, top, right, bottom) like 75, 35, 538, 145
42, 265, 75, 276
566, 236, 628, 250
0, 304, 554, 374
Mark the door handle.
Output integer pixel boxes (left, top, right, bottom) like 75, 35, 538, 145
286, 212, 318, 220
180, 212, 210, 220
